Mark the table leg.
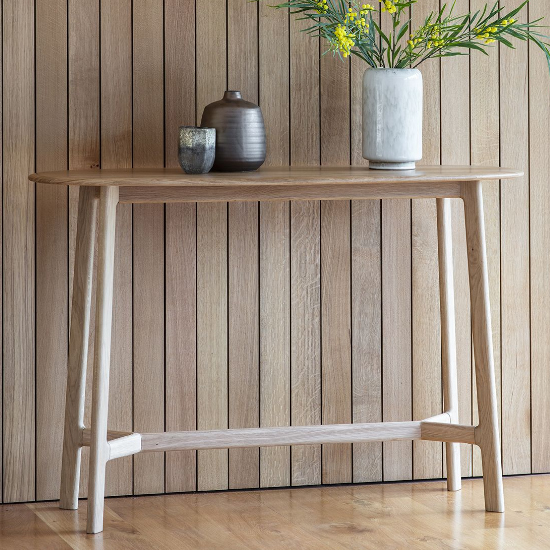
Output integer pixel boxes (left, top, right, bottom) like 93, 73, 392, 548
87, 187, 119, 533
436, 197, 461, 492
462, 181, 504, 513
60, 187, 98, 510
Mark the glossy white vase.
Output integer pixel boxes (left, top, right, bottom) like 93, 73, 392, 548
362, 68, 423, 170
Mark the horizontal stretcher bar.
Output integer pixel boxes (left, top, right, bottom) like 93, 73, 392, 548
80, 420, 476, 460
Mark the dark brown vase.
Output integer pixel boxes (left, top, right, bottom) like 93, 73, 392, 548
200, 91, 266, 172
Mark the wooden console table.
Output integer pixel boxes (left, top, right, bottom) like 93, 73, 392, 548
29, 166, 522, 534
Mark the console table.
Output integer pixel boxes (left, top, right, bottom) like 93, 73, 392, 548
29, 166, 522, 534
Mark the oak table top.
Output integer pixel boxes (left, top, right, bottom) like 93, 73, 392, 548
29, 166, 523, 204
30, 165, 522, 186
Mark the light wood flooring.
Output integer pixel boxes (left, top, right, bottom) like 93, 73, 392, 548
2, 475, 550, 549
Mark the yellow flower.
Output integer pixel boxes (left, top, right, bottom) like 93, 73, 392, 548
316, 0, 328, 14
407, 39, 414, 48
380, 0, 396, 14
334, 24, 355, 56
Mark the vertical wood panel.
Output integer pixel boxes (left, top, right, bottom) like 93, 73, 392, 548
228, 0, 258, 101
290, 201, 321, 486
68, 0, 100, 499
412, 0, 442, 480
289, 13, 321, 487
260, 202, 291, 487
529, 0, 550, 474
500, 0, 531, 475
133, 0, 165, 495
258, 1, 291, 489
321, 200, 352, 484
197, 203, 228, 491
440, 0, 473, 479
351, 56, 381, 483
196, 0, 228, 493
165, 0, 197, 494
35, 0, 68, 501
351, 200, 382, 483
470, 0, 500, 477
229, 203, 260, 489
259, 2, 289, 167
320, 52, 351, 485
2, 0, 35, 503
379, 9, 411, 484
382, 199, 412, 481
101, 0, 134, 498
227, 0, 260, 490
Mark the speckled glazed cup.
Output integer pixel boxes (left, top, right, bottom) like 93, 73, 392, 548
362, 68, 423, 170
178, 126, 216, 174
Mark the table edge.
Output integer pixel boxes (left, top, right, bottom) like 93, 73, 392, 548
28, 168, 525, 187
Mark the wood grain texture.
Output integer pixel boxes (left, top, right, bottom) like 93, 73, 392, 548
288, 14, 320, 487
350, 65, 377, 495
165, 203, 197, 493
140, 421, 423, 451
68, 0, 100, 500
101, 0, 134, 499
257, 7, 289, 491
260, 202, 291, 487
500, 0, 531, 476
3, 0, 35, 503
470, 0, 500, 477
462, 180, 504, 512
12, 476, 550, 549
228, 0, 257, 102
436, 198, 461, 491
259, 0, 289, 167
59, 188, 97, 511
290, 201, 321, 486
195, 0, 227, 493
351, 200, 382, 483
196, 0, 226, 119
440, 0, 473, 479
115, 181, 463, 203
319, 44, 351, 485
30, 166, 523, 187
228, 202, 260, 489
321, 201, 352, 484
382, 199, 412, 482
165, 0, 197, 494
132, 0, 166, 496
87, 186, 119, 534
227, 0, 260, 491
290, 16, 319, 166
411, 0, 442, 482
197, 203, 228, 491
35, 0, 68, 502
529, 0, 550, 474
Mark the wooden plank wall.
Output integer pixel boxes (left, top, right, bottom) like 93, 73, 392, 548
1, 0, 550, 502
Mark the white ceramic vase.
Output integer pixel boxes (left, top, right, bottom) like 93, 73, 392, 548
362, 68, 423, 170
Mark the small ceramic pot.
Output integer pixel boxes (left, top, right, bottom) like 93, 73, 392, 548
201, 91, 266, 172
362, 68, 423, 170
178, 126, 216, 174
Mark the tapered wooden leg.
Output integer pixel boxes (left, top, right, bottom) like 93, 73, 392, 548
87, 187, 119, 534
462, 181, 504, 513
60, 187, 98, 510
436, 198, 461, 492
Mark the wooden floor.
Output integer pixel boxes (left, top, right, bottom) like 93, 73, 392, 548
2, 475, 550, 549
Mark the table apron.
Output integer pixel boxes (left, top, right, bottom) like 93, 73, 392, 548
117, 181, 464, 203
